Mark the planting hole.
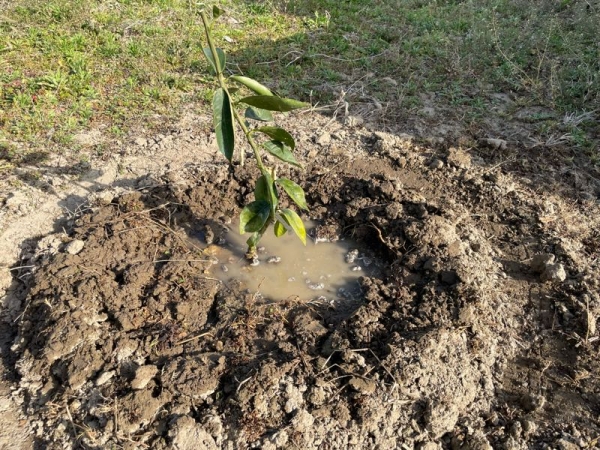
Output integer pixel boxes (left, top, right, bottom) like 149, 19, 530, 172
192, 220, 380, 301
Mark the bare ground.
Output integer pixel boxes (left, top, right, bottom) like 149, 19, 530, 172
1, 111, 599, 449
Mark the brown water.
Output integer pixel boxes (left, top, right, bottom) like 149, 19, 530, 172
197, 221, 374, 301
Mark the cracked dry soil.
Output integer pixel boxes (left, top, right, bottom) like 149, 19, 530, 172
1, 115, 600, 449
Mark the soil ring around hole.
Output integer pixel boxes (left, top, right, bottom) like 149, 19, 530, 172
6, 137, 600, 449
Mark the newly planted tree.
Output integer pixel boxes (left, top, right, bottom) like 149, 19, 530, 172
200, 7, 310, 261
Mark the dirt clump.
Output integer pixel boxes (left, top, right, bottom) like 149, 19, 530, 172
3, 114, 600, 449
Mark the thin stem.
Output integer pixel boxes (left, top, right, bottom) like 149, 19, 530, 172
201, 10, 268, 171
200, 12, 225, 85
232, 108, 267, 174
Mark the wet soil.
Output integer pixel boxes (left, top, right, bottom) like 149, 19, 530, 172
1, 113, 600, 449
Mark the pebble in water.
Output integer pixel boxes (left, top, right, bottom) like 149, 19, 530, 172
352, 266, 362, 271
221, 265, 229, 273
345, 249, 359, 264
267, 256, 282, 264
308, 283, 325, 290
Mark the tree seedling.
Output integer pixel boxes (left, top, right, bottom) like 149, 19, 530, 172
200, 6, 309, 261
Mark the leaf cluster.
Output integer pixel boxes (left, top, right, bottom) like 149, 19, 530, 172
200, 7, 310, 257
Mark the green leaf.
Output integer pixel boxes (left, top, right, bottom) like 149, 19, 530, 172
263, 141, 301, 167
239, 95, 309, 112
280, 208, 306, 245
212, 88, 235, 162
212, 5, 223, 19
255, 172, 278, 210
239, 200, 270, 234
274, 220, 287, 237
256, 126, 295, 150
203, 47, 226, 74
276, 178, 308, 210
255, 175, 269, 202
245, 106, 273, 122
230, 75, 273, 96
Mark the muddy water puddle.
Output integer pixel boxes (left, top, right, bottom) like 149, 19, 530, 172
192, 221, 376, 301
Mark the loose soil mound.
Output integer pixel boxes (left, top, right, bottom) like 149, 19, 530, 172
8, 128, 600, 449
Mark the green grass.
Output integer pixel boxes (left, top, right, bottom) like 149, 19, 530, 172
1, 0, 598, 165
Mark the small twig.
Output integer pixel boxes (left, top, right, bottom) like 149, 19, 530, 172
9, 265, 36, 271
250, 277, 266, 303
175, 331, 213, 346
65, 403, 78, 441
483, 156, 516, 174
236, 375, 253, 393
114, 396, 118, 437
317, 350, 338, 374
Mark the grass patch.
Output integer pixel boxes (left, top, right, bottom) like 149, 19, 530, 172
0, 0, 598, 162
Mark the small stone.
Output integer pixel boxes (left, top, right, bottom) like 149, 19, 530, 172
221, 265, 229, 273
345, 115, 364, 127
169, 416, 217, 450
351, 265, 362, 272
429, 159, 444, 169
131, 365, 159, 390
541, 263, 567, 282
64, 239, 85, 255
481, 138, 507, 150
134, 137, 148, 147
316, 132, 331, 146
307, 283, 325, 290
95, 370, 115, 386
348, 377, 376, 395
530, 253, 555, 273
267, 256, 281, 264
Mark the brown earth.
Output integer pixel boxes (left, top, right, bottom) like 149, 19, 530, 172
1, 112, 600, 449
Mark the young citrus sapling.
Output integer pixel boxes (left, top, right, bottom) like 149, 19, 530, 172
200, 6, 310, 262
